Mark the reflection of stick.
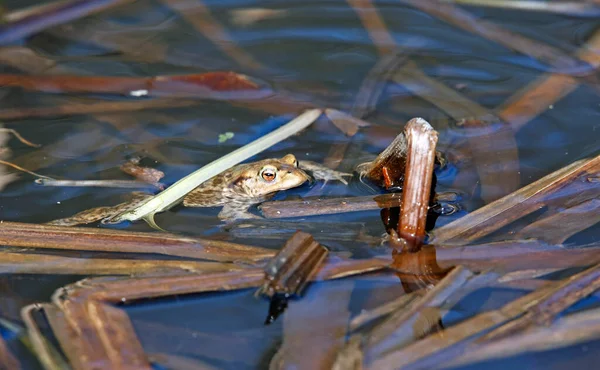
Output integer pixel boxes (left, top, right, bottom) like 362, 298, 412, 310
0, 0, 136, 45
0, 99, 197, 120
402, 0, 586, 74
160, 0, 264, 70
395, 118, 438, 252
480, 263, 600, 341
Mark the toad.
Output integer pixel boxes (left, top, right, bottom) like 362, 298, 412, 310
47, 154, 349, 225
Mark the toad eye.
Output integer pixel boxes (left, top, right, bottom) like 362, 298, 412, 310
260, 167, 277, 182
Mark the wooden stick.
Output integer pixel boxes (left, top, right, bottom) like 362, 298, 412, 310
0, 221, 275, 263
261, 193, 402, 218
396, 118, 438, 252
256, 231, 328, 298
0, 252, 241, 275
260, 192, 457, 219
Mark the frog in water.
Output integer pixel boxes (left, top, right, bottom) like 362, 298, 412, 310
182, 154, 310, 220
47, 154, 348, 225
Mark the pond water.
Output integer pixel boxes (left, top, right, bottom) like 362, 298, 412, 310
0, 0, 599, 369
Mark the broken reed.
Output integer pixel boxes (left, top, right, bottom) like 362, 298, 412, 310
394, 118, 439, 252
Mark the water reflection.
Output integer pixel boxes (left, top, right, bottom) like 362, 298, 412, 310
391, 245, 453, 293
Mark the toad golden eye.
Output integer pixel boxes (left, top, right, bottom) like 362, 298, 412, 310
260, 168, 277, 182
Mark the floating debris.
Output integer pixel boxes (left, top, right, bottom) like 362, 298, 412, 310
217, 131, 235, 143
256, 232, 329, 323
120, 157, 165, 189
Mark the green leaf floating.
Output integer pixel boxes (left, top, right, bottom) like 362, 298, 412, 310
106, 109, 323, 229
